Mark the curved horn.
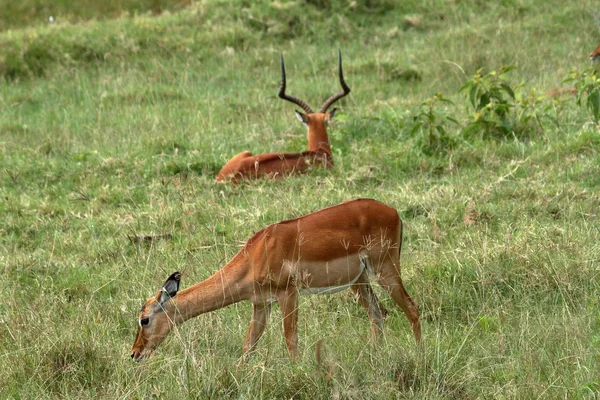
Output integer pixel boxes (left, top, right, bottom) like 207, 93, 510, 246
319, 50, 351, 113
278, 54, 314, 114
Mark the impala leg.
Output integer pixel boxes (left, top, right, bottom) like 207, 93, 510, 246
243, 303, 271, 355
276, 290, 300, 360
216, 151, 254, 182
350, 273, 386, 338
377, 267, 421, 343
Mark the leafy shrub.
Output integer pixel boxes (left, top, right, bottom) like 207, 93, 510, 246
564, 68, 600, 122
406, 93, 458, 155
460, 66, 518, 138
460, 66, 548, 140
517, 88, 553, 136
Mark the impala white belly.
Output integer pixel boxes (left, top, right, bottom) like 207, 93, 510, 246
283, 253, 372, 295
299, 276, 361, 295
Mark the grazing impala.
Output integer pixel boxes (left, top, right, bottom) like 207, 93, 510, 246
216, 51, 351, 182
130, 199, 421, 361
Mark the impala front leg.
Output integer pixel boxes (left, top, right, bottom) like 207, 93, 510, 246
276, 290, 300, 360
243, 303, 271, 355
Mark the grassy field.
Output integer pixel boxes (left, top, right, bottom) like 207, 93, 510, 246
1, 0, 599, 398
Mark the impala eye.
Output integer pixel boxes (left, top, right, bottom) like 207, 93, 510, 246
140, 318, 150, 327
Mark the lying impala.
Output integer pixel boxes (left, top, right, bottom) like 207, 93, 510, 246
130, 199, 421, 361
216, 51, 351, 182
544, 43, 600, 97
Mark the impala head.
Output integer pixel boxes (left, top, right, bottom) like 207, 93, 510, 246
130, 272, 181, 362
278, 50, 351, 140
590, 44, 600, 62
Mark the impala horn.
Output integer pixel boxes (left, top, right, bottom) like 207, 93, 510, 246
278, 54, 314, 114
318, 50, 351, 113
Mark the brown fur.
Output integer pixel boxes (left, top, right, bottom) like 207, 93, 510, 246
216, 113, 334, 182
543, 88, 577, 98
217, 52, 349, 183
590, 44, 600, 62
130, 199, 421, 361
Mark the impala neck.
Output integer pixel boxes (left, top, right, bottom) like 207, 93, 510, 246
306, 115, 331, 154
169, 259, 248, 324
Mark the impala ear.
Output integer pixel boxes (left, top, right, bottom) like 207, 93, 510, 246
158, 272, 181, 305
295, 110, 308, 126
327, 108, 337, 122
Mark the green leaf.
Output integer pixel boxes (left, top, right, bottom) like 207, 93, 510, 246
500, 65, 516, 74
478, 93, 491, 110
469, 84, 479, 109
500, 83, 515, 100
410, 122, 423, 136
459, 81, 472, 93
587, 91, 600, 122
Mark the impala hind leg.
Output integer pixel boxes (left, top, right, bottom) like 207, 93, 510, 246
216, 151, 253, 182
350, 273, 386, 337
377, 265, 421, 343
276, 290, 300, 360
243, 303, 271, 355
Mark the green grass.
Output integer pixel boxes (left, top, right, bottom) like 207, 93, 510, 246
1, 0, 600, 398
0, 0, 190, 31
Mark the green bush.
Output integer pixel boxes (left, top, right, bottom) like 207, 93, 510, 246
406, 93, 458, 155
460, 66, 550, 140
460, 66, 518, 138
564, 68, 600, 122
